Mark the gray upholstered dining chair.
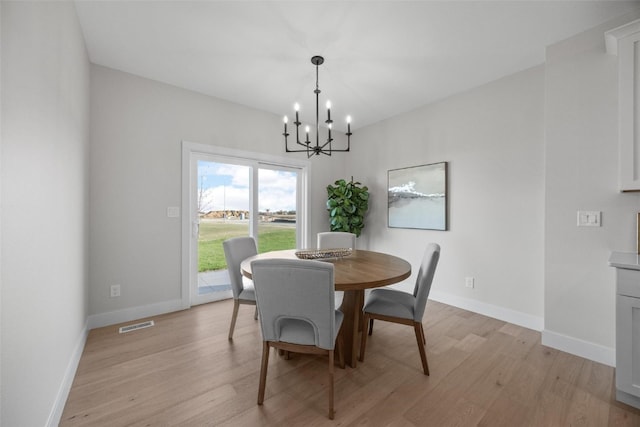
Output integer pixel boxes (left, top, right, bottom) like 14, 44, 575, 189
317, 232, 355, 308
251, 258, 345, 419
222, 236, 258, 340
317, 231, 356, 250
358, 243, 440, 375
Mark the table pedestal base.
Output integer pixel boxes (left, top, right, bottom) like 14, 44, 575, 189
340, 289, 365, 368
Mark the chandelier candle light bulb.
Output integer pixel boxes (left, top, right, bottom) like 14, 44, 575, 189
294, 103, 301, 142
282, 115, 289, 139
283, 55, 353, 157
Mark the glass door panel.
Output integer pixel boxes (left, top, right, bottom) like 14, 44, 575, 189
257, 167, 298, 253
193, 158, 251, 305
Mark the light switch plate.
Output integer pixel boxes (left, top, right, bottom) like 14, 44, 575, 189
577, 211, 601, 227
167, 207, 180, 218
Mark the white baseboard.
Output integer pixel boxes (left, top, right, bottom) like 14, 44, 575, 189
428, 290, 615, 366
429, 289, 544, 331
47, 320, 89, 427
47, 299, 186, 425
87, 298, 185, 330
542, 329, 615, 367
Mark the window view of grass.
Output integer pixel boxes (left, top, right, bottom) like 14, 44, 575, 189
197, 161, 298, 273
198, 220, 296, 272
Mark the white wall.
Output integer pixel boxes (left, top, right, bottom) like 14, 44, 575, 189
352, 65, 546, 330
349, 8, 640, 366
1, 2, 90, 426
89, 65, 345, 320
543, 10, 640, 365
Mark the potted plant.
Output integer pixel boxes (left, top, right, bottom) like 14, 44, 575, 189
326, 177, 369, 237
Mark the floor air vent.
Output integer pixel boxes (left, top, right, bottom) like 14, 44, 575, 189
119, 320, 154, 334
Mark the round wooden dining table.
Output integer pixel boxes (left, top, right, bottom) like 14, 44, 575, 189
240, 249, 411, 367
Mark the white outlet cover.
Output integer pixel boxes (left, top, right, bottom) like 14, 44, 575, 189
465, 277, 474, 288
110, 284, 121, 297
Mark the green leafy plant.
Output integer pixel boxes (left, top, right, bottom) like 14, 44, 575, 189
326, 177, 369, 237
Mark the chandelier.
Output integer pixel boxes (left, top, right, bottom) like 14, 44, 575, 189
283, 56, 352, 157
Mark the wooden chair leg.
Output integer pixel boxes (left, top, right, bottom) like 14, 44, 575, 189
328, 350, 335, 420
257, 342, 270, 404
414, 323, 429, 375
359, 313, 370, 362
254, 306, 258, 320
421, 322, 426, 345
368, 318, 374, 336
337, 332, 345, 369
228, 299, 240, 340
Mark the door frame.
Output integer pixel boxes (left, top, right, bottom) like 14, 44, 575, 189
180, 141, 311, 309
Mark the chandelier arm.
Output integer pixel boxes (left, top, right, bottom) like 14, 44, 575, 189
319, 138, 350, 152
319, 139, 333, 151
285, 135, 314, 153
286, 146, 314, 153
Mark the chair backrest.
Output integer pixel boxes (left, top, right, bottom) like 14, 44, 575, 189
222, 236, 258, 298
317, 232, 356, 249
412, 243, 441, 322
251, 259, 337, 350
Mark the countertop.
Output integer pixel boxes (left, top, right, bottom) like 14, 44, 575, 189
609, 252, 640, 270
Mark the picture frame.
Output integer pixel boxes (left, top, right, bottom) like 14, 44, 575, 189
388, 162, 448, 230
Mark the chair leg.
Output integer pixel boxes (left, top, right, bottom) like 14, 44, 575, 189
337, 332, 345, 369
257, 342, 270, 404
328, 350, 335, 420
421, 322, 426, 345
359, 313, 370, 362
414, 323, 429, 375
228, 299, 240, 340
254, 306, 258, 320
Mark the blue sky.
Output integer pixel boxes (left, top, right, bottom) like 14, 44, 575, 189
198, 160, 297, 212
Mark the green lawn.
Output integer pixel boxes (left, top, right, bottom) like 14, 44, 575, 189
198, 220, 296, 272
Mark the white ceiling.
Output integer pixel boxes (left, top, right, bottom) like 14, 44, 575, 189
75, 1, 639, 131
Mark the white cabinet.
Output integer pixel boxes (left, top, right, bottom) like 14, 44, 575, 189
605, 19, 640, 191
617, 293, 640, 402
610, 257, 640, 409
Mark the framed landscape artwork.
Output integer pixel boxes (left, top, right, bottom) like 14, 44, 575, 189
388, 162, 448, 230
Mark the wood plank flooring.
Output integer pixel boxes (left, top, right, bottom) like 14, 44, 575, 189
60, 300, 640, 426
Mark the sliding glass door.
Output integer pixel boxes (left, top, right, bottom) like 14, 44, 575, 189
183, 143, 308, 307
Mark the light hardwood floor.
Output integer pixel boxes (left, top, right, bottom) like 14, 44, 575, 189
61, 299, 640, 426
